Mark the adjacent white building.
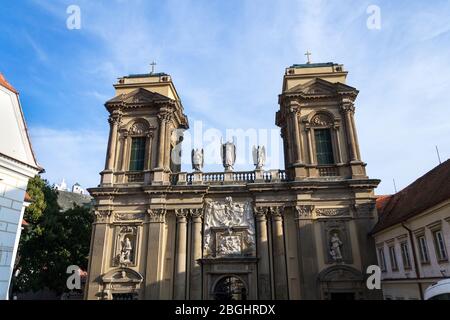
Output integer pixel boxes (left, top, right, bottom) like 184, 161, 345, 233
0, 73, 41, 300
372, 159, 450, 300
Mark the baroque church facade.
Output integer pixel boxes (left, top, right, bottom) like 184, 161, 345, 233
85, 62, 382, 300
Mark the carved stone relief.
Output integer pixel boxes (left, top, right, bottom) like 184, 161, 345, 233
203, 197, 255, 258
316, 207, 349, 217
310, 113, 333, 127
114, 212, 145, 222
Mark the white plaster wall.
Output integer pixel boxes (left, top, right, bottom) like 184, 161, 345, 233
0, 166, 28, 300
374, 200, 450, 299
0, 88, 30, 165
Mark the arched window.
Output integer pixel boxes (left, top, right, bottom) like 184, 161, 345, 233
314, 129, 334, 165
310, 113, 335, 165
129, 137, 146, 171
126, 121, 152, 172
213, 276, 247, 300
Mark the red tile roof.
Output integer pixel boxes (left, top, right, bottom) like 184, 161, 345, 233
24, 192, 32, 203
0, 73, 18, 94
372, 159, 450, 234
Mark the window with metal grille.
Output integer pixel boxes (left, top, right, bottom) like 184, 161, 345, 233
314, 129, 334, 165
129, 137, 146, 171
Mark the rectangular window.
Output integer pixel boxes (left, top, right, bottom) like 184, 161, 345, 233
389, 246, 398, 271
378, 247, 386, 271
417, 236, 429, 264
314, 129, 334, 165
400, 242, 411, 269
433, 230, 448, 261
129, 137, 146, 171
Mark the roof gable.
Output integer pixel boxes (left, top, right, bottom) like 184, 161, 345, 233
286, 78, 357, 95
106, 88, 172, 105
0, 76, 40, 171
372, 159, 450, 234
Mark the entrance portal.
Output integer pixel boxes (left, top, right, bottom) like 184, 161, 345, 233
213, 276, 247, 300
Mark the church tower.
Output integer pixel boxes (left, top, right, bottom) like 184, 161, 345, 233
276, 62, 366, 180
86, 63, 381, 301
101, 72, 188, 186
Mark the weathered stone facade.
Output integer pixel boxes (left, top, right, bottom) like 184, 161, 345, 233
85, 63, 382, 300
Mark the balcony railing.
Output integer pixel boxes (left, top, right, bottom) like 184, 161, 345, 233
175, 170, 287, 185
318, 166, 339, 177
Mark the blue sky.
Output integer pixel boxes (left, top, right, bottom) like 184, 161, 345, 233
1, 0, 449, 194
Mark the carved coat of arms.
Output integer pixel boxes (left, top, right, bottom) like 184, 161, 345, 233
203, 197, 255, 258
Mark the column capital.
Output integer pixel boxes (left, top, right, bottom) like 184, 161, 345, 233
254, 206, 269, 220
157, 108, 174, 123
146, 208, 166, 223
294, 205, 315, 220
189, 208, 204, 221
94, 209, 113, 223
268, 206, 284, 220
340, 98, 355, 114
175, 209, 188, 221
108, 111, 122, 125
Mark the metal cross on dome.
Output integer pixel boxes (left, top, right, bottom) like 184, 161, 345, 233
150, 61, 157, 74
305, 51, 312, 64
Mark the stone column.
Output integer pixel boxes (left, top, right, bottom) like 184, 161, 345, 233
341, 100, 359, 162
174, 209, 188, 300
290, 105, 302, 164
145, 133, 154, 171
121, 134, 130, 172
145, 208, 166, 299
189, 209, 203, 300
294, 205, 319, 299
85, 209, 111, 300
255, 207, 271, 299
157, 113, 168, 170
164, 123, 172, 171
105, 112, 121, 170
305, 126, 315, 164
350, 113, 362, 160
270, 206, 288, 299
332, 126, 343, 164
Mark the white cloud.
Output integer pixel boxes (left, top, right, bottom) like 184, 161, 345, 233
29, 127, 108, 191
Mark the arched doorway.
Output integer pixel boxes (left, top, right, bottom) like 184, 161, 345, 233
213, 276, 247, 300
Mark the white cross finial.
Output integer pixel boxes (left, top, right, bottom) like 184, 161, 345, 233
150, 61, 157, 74
305, 51, 312, 64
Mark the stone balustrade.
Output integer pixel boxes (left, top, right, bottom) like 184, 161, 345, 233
172, 169, 287, 185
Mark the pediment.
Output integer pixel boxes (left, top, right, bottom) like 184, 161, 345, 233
286, 78, 358, 97
101, 268, 143, 284
318, 265, 363, 282
106, 88, 171, 105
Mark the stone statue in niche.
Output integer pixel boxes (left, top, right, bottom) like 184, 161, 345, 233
221, 138, 236, 171
203, 197, 255, 258
191, 148, 204, 171
329, 232, 343, 261
252, 145, 266, 170
115, 226, 137, 266
120, 237, 133, 264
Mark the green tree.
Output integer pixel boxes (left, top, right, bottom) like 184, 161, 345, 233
13, 176, 93, 296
